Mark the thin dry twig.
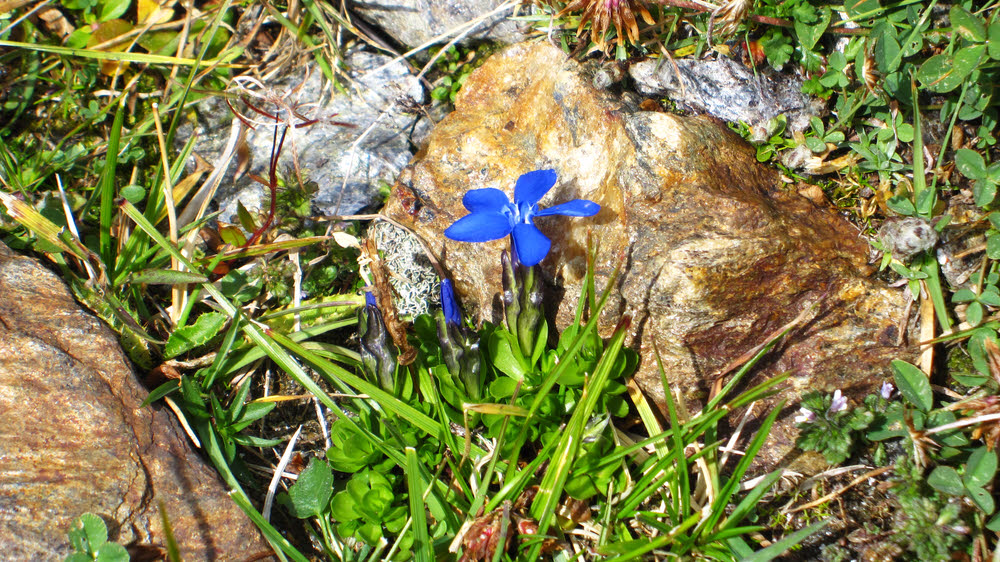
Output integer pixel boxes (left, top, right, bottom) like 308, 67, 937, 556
786, 465, 894, 514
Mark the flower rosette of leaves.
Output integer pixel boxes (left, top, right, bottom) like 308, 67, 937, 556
795, 389, 876, 464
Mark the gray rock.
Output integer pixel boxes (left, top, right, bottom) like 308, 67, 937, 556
181, 46, 429, 227
0, 242, 269, 560
629, 56, 822, 132
349, 0, 525, 50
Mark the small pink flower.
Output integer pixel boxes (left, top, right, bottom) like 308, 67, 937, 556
828, 389, 848, 414
795, 408, 817, 424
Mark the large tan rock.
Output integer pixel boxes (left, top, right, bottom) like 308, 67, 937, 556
383, 42, 918, 470
0, 242, 270, 559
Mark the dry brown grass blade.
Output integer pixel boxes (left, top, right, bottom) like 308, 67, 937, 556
786, 465, 894, 514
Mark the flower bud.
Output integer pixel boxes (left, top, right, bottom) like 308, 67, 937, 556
436, 280, 482, 400
358, 292, 397, 391
501, 250, 544, 357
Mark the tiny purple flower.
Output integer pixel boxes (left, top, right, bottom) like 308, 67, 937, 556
880, 381, 894, 400
828, 389, 847, 414
795, 408, 817, 424
443, 170, 600, 267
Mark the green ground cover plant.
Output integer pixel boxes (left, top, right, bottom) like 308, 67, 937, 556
1, 0, 999, 559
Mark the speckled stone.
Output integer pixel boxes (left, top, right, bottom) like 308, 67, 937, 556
0, 242, 270, 560
383, 42, 919, 472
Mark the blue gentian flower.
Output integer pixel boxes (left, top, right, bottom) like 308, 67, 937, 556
444, 169, 600, 267
440, 279, 460, 326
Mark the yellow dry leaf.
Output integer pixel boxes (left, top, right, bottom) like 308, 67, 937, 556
137, 0, 175, 24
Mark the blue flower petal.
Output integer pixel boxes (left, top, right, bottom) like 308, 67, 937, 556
535, 199, 600, 217
513, 169, 557, 206
444, 212, 512, 242
463, 188, 511, 213
512, 223, 551, 266
440, 279, 460, 325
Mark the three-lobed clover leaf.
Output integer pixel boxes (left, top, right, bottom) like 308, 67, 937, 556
444, 169, 600, 267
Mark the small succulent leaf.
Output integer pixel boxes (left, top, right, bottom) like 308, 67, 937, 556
927, 466, 965, 495
513, 169, 557, 206
511, 222, 550, 266
462, 188, 510, 212
891, 359, 933, 412
330, 491, 360, 521
443, 212, 511, 242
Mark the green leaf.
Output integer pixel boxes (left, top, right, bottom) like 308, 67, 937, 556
489, 329, 529, 381
968, 485, 995, 514
967, 301, 984, 326
891, 359, 932, 412
917, 46, 985, 93
330, 490, 360, 521
120, 184, 145, 204
964, 446, 998, 489
955, 148, 987, 180
979, 290, 1000, 307
952, 288, 978, 302
287, 458, 334, 518
93, 542, 130, 562
969, 328, 999, 376
989, 22, 1000, 60
928, 466, 964, 495
98, 0, 130, 22
986, 233, 1000, 260
950, 5, 986, 42
794, 6, 830, 51
974, 180, 997, 208
886, 195, 915, 216
872, 22, 900, 74
987, 511, 1000, 532
78, 513, 108, 550
805, 137, 827, 153
844, 0, 881, 21
953, 43, 987, 79
130, 269, 210, 285
164, 312, 227, 358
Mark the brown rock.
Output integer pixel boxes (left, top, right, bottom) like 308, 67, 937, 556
383, 42, 918, 471
0, 242, 270, 559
